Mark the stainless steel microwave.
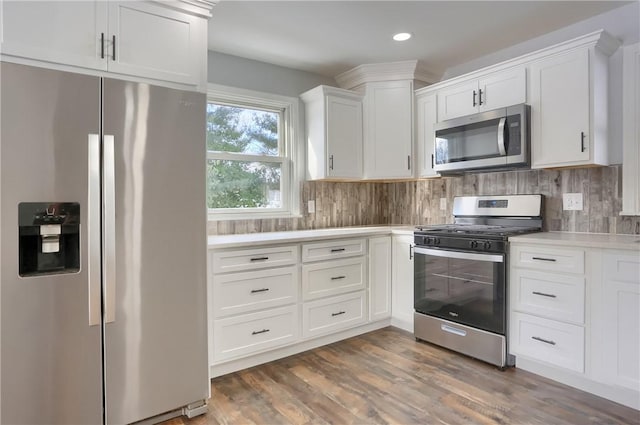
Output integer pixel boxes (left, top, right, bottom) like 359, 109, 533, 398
434, 104, 530, 173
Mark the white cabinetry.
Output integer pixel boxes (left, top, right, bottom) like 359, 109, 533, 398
529, 32, 619, 168
437, 67, 526, 121
593, 251, 640, 395
368, 236, 392, 322
391, 234, 414, 332
510, 236, 640, 410
510, 244, 586, 373
0, 0, 210, 89
300, 86, 363, 180
621, 42, 640, 216
361, 80, 414, 179
414, 90, 439, 178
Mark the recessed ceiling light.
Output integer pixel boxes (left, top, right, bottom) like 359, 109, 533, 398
393, 32, 412, 42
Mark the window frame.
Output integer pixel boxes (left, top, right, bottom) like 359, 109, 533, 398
206, 83, 302, 221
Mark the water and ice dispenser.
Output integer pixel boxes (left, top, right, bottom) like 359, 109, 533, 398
18, 202, 80, 276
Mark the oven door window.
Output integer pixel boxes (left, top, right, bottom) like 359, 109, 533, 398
414, 249, 506, 334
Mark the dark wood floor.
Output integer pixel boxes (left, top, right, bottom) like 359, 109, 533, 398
165, 327, 640, 425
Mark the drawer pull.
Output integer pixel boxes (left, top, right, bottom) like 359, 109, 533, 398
532, 291, 557, 298
251, 329, 270, 335
331, 311, 346, 317
250, 256, 269, 262
250, 288, 270, 294
331, 275, 346, 281
330, 248, 346, 253
531, 336, 556, 346
531, 257, 557, 262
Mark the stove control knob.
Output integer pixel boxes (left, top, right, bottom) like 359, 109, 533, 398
470, 240, 479, 249
434, 237, 441, 246
483, 241, 492, 250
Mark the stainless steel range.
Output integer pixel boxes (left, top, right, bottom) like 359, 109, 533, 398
413, 194, 543, 368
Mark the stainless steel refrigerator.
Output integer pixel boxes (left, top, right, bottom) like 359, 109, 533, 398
0, 62, 209, 424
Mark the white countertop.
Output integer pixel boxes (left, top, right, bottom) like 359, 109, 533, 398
208, 225, 414, 249
509, 231, 640, 250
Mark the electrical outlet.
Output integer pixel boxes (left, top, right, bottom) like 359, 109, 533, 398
307, 200, 315, 214
563, 193, 583, 211
440, 198, 447, 210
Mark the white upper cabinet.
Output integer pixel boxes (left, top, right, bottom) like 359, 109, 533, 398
0, 1, 109, 70
414, 90, 439, 178
621, 43, 640, 216
437, 67, 526, 121
530, 32, 619, 169
0, 1, 211, 89
301, 85, 363, 180
361, 80, 414, 179
107, 2, 207, 86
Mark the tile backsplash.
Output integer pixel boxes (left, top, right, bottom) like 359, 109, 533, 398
208, 165, 640, 236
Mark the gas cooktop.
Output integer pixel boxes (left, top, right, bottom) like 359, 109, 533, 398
415, 223, 541, 238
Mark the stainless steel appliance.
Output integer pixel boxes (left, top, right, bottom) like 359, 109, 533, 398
1, 63, 208, 424
434, 104, 530, 173
413, 194, 543, 368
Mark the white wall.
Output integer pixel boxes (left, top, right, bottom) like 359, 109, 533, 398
207, 51, 336, 97
441, 2, 640, 165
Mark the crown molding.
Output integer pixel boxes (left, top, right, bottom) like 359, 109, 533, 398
335, 60, 440, 90
158, 0, 217, 18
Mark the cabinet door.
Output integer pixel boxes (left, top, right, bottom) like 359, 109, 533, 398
369, 236, 392, 322
326, 94, 363, 178
621, 43, 640, 216
478, 67, 526, 112
599, 252, 640, 391
0, 1, 108, 70
436, 79, 478, 121
364, 81, 413, 179
415, 92, 439, 178
107, 1, 205, 85
391, 235, 414, 332
530, 49, 590, 167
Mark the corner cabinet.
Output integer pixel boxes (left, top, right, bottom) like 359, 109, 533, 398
529, 32, 619, 168
437, 67, 526, 121
360, 80, 414, 179
391, 234, 414, 332
0, 0, 212, 90
300, 86, 364, 180
621, 43, 640, 216
369, 236, 392, 321
414, 90, 439, 178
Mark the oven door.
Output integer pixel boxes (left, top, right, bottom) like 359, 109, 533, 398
414, 246, 506, 335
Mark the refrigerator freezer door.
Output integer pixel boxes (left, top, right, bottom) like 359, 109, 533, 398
0, 63, 103, 424
102, 79, 208, 424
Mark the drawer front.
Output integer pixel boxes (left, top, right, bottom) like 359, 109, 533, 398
302, 238, 366, 262
212, 245, 298, 273
511, 245, 584, 274
302, 257, 366, 301
512, 269, 585, 324
511, 312, 584, 373
303, 291, 367, 338
213, 306, 298, 362
213, 266, 298, 318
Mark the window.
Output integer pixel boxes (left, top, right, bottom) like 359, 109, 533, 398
206, 84, 301, 220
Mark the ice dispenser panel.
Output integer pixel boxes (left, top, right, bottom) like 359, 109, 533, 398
19, 202, 80, 276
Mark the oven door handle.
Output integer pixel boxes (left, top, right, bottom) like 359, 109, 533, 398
413, 247, 504, 263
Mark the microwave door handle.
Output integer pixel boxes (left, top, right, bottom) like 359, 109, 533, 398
497, 117, 507, 156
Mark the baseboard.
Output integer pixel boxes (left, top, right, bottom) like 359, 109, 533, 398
390, 314, 413, 333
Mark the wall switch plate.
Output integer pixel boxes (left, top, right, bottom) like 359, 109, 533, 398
307, 200, 315, 214
563, 193, 583, 211
440, 198, 447, 210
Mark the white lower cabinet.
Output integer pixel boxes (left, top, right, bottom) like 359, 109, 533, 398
391, 234, 414, 332
209, 234, 393, 377
213, 306, 298, 362
510, 240, 640, 410
302, 291, 367, 339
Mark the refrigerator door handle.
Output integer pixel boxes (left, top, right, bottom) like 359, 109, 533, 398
103, 135, 116, 323
88, 134, 102, 326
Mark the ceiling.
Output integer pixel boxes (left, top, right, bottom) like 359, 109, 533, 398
207, 1, 631, 79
